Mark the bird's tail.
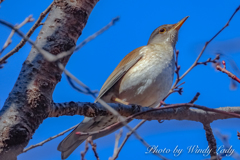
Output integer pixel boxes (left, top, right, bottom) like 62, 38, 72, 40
58, 137, 87, 160
57, 119, 91, 159
57, 116, 120, 159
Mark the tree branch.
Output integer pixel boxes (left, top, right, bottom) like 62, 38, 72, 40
23, 101, 240, 154
0, 0, 99, 159
50, 102, 240, 123
0, 2, 53, 65
23, 124, 78, 153
109, 122, 145, 160
216, 60, 240, 83
88, 136, 100, 160
81, 137, 90, 160
53, 16, 120, 61
172, 4, 240, 89
203, 123, 217, 159
0, 15, 34, 56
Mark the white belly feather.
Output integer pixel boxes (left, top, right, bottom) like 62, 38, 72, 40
119, 44, 174, 107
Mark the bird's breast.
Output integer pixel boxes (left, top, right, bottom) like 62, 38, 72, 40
118, 44, 175, 107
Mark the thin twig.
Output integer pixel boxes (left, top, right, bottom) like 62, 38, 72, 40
109, 129, 123, 160
65, 74, 98, 95
172, 5, 240, 89
0, 15, 34, 56
58, 63, 98, 98
134, 103, 240, 120
196, 54, 220, 66
189, 92, 200, 104
23, 124, 78, 153
0, 2, 53, 65
174, 50, 181, 84
110, 121, 145, 160
81, 137, 90, 160
0, 19, 58, 62
88, 136, 100, 160
41, 16, 120, 62
216, 60, 240, 83
74, 16, 119, 52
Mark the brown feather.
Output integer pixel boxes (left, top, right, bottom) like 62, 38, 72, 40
96, 46, 144, 101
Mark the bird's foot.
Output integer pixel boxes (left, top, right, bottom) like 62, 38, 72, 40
112, 97, 129, 105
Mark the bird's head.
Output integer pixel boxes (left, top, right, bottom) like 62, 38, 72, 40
148, 16, 189, 47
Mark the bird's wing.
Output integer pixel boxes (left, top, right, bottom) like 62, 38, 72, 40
95, 46, 144, 101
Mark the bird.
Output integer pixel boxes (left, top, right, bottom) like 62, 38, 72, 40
58, 16, 189, 159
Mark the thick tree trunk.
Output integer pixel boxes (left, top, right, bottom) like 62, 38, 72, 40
0, 0, 98, 159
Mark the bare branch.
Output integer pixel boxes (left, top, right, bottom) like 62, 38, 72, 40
80, 136, 100, 160
26, 101, 240, 153
196, 54, 220, 66
172, 5, 240, 88
75, 16, 119, 52
0, 18, 59, 62
46, 16, 120, 62
216, 60, 240, 83
203, 124, 217, 159
58, 63, 98, 98
23, 124, 78, 153
109, 129, 123, 160
110, 121, 146, 160
175, 50, 180, 82
52, 16, 120, 62
0, 15, 34, 56
50, 102, 240, 123
66, 74, 98, 95
0, 2, 53, 65
88, 137, 100, 160
81, 137, 90, 160
189, 92, 200, 104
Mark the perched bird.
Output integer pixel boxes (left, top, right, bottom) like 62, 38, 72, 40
58, 16, 189, 159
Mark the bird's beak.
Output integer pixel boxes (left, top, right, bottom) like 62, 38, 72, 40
172, 16, 189, 31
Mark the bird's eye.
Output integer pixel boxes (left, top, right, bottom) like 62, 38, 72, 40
159, 28, 166, 33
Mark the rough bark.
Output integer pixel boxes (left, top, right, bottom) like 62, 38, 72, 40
0, 0, 98, 159
203, 123, 217, 159
50, 102, 240, 123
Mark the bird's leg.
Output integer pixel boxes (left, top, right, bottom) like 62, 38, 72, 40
156, 101, 165, 108
111, 96, 129, 105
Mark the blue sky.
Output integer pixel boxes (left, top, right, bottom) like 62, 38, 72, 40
0, 0, 240, 160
